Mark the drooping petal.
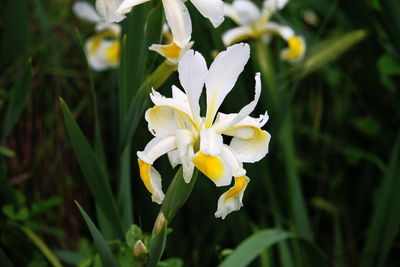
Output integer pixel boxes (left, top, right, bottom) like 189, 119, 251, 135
280, 36, 306, 63
200, 128, 223, 156
193, 152, 232, 187
230, 128, 271, 163
137, 135, 177, 164
220, 145, 246, 178
72, 1, 101, 24
222, 26, 254, 46
149, 42, 191, 64
116, 0, 151, 16
215, 176, 249, 219
205, 43, 250, 127
163, 0, 192, 47
176, 130, 195, 183
178, 50, 208, 123
138, 159, 165, 204
230, 0, 261, 25
212, 73, 262, 132
145, 106, 181, 137
96, 0, 125, 24
190, 0, 224, 28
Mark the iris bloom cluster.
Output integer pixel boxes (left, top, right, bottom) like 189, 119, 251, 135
116, 0, 224, 64
223, 0, 306, 63
137, 43, 270, 219
72, 0, 123, 70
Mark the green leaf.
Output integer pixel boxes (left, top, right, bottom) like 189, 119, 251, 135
1, 59, 31, 144
218, 229, 293, 267
60, 99, 124, 239
75, 201, 119, 267
20, 226, 63, 267
0, 146, 15, 157
157, 258, 183, 267
125, 225, 143, 250
147, 220, 167, 267
361, 130, 400, 267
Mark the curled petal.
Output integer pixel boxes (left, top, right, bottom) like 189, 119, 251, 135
215, 176, 250, 219
193, 152, 232, 187
222, 26, 254, 46
190, 0, 225, 28
138, 159, 165, 204
137, 136, 177, 164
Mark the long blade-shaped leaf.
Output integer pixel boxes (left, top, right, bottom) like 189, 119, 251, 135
218, 229, 293, 267
60, 99, 124, 239
75, 201, 119, 267
1, 59, 31, 144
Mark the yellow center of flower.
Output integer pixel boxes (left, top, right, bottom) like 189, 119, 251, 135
193, 152, 224, 182
138, 159, 153, 193
160, 42, 182, 60
284, 36, 303, 60
105, 42, 120, 65
225, 176, 248, 200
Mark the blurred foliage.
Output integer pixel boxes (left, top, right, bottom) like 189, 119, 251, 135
1, 0, 400, 266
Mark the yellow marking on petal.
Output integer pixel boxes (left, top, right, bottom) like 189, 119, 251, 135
283, 36, 304, 60
160, 42, 182, 60
105, 42, 120, 64
87, 29, 118, 54
138, 159, 153, 193
193, 152, 224, 182
154, 105, 199, 131
205, 89, 218, 128
225, 176, 248, 201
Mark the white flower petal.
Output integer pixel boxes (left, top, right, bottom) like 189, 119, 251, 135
263, 21, 294, 40
222, 26, 254, 46
176, 130, 195, 183
220, 145, 246, 177
145, 106, 181, 137
178, 50, 208, 123
149, 42, 190, 64
167, 150, 181, 168
85, 30, 120, 71
230, 128, 271, 163
231, 0, 261, 25
163, 0, 192, 47
263, 0, 289, 13
116, 0, 151, 16
193, 151, 232, 187
138, 159, 165, 204
190, 0, 224, 28
205, 43, 250, 127
137, 135, 177, 164
200, 128, 223, 156
72, 1, 101, 24
96, 0, 125, 24
215, 176, 249, 219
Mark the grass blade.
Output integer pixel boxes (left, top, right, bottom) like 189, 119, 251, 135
75, 201, 119, 267
1, 59, 31, 144
60, 98, 124, 239
218, 229, 293, 267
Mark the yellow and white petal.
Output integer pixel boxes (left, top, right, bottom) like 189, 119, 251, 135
116, 0, 151, 16
205, 43, 250, 128
222, 26, 254, 46
214, 176, 250, 219
220, 145, 246, 178
193, 151, 232, 187
190, 0, 224, 28
96, 0, 125, 24
163, 0, 192, 47
213, 73, 262, 132
167, 150, 181, 168
176, 130, 196, 183
85, 31, 120, 71
149, 42, 184, 64
145, 106, 181, 136
230, 0, 261, 25
230, 128, 271, 163
200, 128, 223, 156
280, 35, 306, 63
216, 111, 269, 135
178, 50, 208, 123
72, 1, 101, 24
138, 159, 165, 204
263, 21, 294, 40
137, 136, 177, 164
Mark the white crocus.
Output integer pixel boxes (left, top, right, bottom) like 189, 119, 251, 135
117, 0, 225, 28
137, 43, 271, 218
72, 1, 122, 71
223, 0, 306, 63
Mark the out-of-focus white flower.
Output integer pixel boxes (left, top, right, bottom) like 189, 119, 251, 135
72, 1, 121, 71
223, 0, 306, 63
117, 0, 225, 28
137, 43, 270, 219
72, 0, 125, 31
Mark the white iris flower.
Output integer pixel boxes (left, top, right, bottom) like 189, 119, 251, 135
223, 0, 306, 63
72, 1, 122, 71
137, 43, 271, 219
116, 0, 224, 64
